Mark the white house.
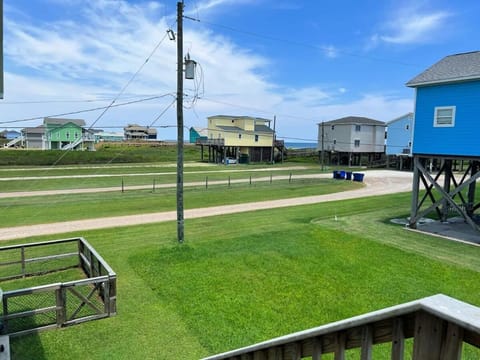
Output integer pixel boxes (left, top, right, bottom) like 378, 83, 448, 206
318, 116, 386, 166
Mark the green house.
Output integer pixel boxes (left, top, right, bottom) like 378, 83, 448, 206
43, 118, 95, 151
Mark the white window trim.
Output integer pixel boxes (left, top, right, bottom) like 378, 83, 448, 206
434, 106, 456, 127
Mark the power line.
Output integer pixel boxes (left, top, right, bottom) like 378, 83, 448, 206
87, 29, 173, 130
0, 94, 175, 126
191, 19, 421, 68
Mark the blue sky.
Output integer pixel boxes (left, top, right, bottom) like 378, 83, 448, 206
1, 0, 478, 142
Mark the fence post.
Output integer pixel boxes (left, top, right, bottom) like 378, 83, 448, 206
2, 297, 8, 334
153, 178, 156, 193
270, 173, 272, 184
250, 175, 252, 186
56, 287, 67, 327
228, 176, 231, 187
206, 176, 208, 190
289, 173, 292, 183
21, 246, 26, 278
121, 178, 124, 193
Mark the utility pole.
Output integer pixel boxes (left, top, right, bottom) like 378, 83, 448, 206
176, 1, 184, 243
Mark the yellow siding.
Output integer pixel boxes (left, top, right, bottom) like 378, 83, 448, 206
207, 115, 273, 147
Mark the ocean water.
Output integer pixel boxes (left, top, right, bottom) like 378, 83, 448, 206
285, 142, 317, 149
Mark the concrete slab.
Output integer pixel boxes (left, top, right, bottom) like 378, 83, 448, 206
407, 217, 480, 246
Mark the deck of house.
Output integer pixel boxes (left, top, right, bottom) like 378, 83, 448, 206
202, 294, 480, 360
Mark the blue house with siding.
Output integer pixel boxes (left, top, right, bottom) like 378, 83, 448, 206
385, 113, 413, 156
406, 51, 480, 232
406, 51, 480, 157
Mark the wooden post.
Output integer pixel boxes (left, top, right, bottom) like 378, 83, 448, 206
335, 332, 346, 360
312, 337, 322, 360
440, 323, 463, 360
391, 317, 405, 360
21, 246, 26, 278
361, 325, 373, 360
412, 311, 444, 359
56, 287, 67, 327
467, 161, 478, 216
2, 297, 8, 334
441, 160, 452, 222
176, 0, 185, 243
409, 156, 420, 229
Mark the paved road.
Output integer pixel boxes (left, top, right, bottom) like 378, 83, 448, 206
0, 170, 413, 241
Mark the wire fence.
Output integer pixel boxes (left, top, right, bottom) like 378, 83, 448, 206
0, 237, 116, 337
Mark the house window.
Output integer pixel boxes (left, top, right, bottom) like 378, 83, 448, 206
331, 125, 335, 130
74, 132, 79, 139
405, 124, 410, 130
238, 134, 242, 139
355, 125, 361, 132
434, 106, 455, 127
66, 132, 70, 139
354, 139, 360, 147
333, 139, 337, 145
255, 135, 259, 142
408, 141, 412, 147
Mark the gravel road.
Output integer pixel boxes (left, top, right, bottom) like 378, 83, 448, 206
0, 170, 413, 241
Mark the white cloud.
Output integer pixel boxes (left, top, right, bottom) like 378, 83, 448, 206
368, 4, 453, 48
380, 11, 450, 44
322, 45, 339, 59
2, 1, 413, 141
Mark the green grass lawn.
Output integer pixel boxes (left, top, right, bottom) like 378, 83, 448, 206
0, 178, 361, 227
4, 192, 480, 359
0, 163, 325, 191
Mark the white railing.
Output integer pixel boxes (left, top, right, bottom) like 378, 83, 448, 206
3, 136, 24, 148
202, 294, 480, 360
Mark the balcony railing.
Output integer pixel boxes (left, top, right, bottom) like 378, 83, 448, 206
196, 138, 225, 146
202, 294, 480, 360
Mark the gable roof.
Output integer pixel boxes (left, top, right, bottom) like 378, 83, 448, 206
208, 115, 271, 123
321, 116, 385, 126
44, 117, 86, 127
254, 124, 274, 133
190, 127, 208, 137
386, 112, 413, 125
406, 51, 480, 87
22, 125, 45, 134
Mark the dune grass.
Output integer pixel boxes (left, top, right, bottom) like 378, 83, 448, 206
4, 192, 480, 359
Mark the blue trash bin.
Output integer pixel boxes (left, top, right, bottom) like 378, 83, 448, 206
339, 170, 346, 179
333, 170, 338, 179
345, 171, 352, 180
353, 173, 365, 182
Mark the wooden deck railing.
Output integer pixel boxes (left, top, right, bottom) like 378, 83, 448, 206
202, 294, 480, 359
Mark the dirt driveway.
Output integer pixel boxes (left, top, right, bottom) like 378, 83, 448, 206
0, 170, 413, 241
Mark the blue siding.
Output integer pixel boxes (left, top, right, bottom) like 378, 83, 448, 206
413, 81, 480, 157
386, 114, 413, 155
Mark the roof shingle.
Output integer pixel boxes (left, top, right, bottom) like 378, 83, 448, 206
406, 51, 480, 87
